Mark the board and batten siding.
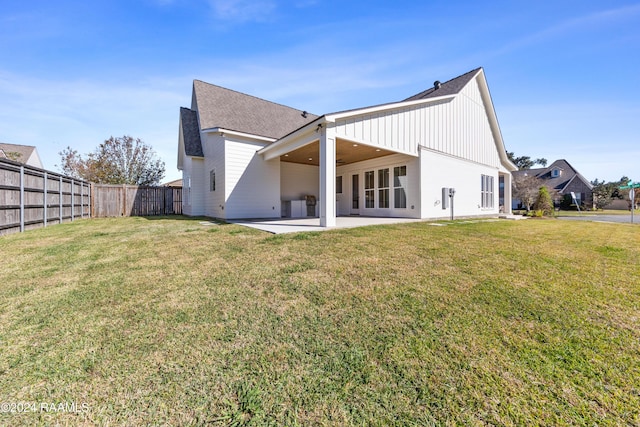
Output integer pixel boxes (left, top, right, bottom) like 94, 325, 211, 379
333, 77, 500, 169
224, 136, 280, 219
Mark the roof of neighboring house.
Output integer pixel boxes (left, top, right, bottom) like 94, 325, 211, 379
512, 159, 593, 193
404, 67, 483, 101
0, 142, 37, 164
163, 178, 183, 187
192, 80, 319, 139
180, 107, 204, 157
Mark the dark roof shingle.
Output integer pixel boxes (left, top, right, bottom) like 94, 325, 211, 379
180, 107, 204, 157
512, 159, 593, 192
193, 80, 319, 139
404, 67, 482, 101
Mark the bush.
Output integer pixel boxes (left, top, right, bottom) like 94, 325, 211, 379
534, 187, 554, 216
560, 194, 573, 210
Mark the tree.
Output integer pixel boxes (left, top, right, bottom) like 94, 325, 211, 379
59, 136, 165, 185
589, 176, 638, 210
3, 151, 23, 162
512, 173, 541, 211
590, 179, 615, 210
506, 151, 548, 170
534, 186, 554, 216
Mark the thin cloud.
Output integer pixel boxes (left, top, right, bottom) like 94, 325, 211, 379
208, 0, 277, 23
493, 3, 640, 56
0, 71, 186, 176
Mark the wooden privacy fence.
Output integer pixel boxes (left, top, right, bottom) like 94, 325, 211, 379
91, 184, 182, 217
0, 158, 91, 236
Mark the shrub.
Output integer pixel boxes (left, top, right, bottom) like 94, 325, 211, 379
534, 187, 554, 216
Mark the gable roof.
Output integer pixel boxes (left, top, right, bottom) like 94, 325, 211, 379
404, 67, 482, 102
260, 67, 518, 173
192, 80, 319, 139
512, 159, 593, 192
0, 142, 36, 163
320, 68, 482, 120
180, 107, 204, 157
0, 142, 42, 168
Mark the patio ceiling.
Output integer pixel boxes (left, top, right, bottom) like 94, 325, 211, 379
279, 138, 395, 166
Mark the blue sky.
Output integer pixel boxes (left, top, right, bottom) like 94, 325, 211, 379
1, 0, 639, 183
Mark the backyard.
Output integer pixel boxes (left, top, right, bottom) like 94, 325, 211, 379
0, 216, 638, 426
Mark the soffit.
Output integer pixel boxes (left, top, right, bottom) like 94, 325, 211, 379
280, 138, 395, 167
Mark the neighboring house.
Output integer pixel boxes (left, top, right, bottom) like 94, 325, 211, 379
178, 67, 517, 227
0, 142, 43, 169
512, 159, 593, 209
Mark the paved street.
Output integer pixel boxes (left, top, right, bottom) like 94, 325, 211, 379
557, 215, 638, 224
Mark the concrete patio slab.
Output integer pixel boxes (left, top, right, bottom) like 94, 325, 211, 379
228, 216, 424, 234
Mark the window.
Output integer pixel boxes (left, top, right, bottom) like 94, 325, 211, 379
394, 166, 407, 208
336, 176, 343, 194
378, 169, 389, 208
209, 169, 216, 192
481, 174, 494, 208
551, 169, 561, 178
364, 171, 375, 208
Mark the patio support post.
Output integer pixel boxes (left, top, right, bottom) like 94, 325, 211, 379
319, 127, 336, 227
502, 172, 512, 214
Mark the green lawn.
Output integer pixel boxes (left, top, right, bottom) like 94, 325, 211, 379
0, 217, 638, 426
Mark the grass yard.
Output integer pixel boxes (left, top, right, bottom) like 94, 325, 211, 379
0, 216, 638, 426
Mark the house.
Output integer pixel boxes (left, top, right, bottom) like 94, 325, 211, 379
178, 67, 517, 227
0, 142, 43, 169
511, 159, 593, 209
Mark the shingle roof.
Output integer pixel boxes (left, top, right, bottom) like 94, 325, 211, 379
512, 159, 593, 193
323, 67, 483, 118
192, 80, 319, 139
180, 107, 204, 157
404, 67, 482, 101
0, 142, 36, 164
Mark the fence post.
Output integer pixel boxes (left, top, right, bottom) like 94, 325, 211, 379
71, 179, 75, 221
59, 176, 63, 224
19, 165, 24, 232
43, 171, 48, 227
90, 183, 95, 218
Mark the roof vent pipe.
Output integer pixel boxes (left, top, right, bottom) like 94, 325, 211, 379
434, 80, 441, 90
301, 111, 308, 118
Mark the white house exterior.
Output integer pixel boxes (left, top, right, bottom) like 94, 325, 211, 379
178, 67, 517, 227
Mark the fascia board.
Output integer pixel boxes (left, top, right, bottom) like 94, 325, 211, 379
475, 70, 518, 172
258, 116, 326, 156
202, 127, 276, 143
325, 95, 455, 122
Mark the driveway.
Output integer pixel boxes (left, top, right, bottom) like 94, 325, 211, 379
557, 214, 638, 224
